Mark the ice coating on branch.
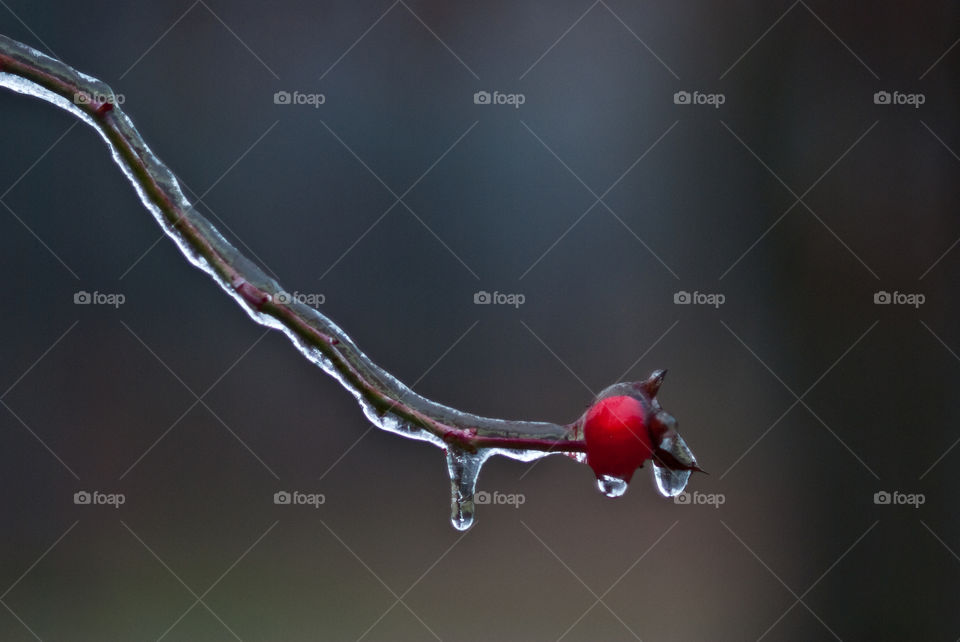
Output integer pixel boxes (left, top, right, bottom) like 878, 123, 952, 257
0, 34, 700, 530
0, 36, 578, 529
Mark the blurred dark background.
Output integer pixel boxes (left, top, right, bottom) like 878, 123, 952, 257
1, 2, 959, 640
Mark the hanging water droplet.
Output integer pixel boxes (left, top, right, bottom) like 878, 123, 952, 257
596, 474, 629, 497
653, 465, 691, 497
652, 430, 696, 497
446, 448, 488, 531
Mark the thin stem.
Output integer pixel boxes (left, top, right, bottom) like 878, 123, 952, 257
0, 35, 585, 456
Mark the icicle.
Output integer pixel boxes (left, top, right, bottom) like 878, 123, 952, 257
653, 465, 691, 497
446, 449, 488, 531
652, 430, 697, 497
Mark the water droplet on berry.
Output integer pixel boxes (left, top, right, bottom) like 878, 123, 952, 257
596, 474, 629, 497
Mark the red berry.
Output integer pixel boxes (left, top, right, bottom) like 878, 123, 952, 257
582, 395, 654, 483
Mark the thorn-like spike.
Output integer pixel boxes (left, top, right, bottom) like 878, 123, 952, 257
639, 369, 667, 397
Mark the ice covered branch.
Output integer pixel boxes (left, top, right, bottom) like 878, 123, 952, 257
0, 35, 700, 530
